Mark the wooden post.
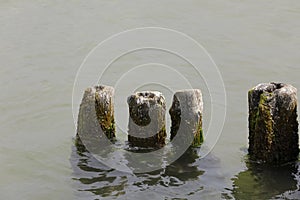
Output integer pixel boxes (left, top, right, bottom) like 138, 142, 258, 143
76, 85, 115, 150
248, 82, 299, 164
127, 91, 166, 148
169, 89, 204, 147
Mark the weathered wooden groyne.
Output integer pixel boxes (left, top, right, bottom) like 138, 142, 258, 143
75, 83, 299, 166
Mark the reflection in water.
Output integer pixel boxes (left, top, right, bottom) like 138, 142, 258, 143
70, 143, 300, 199
164, 148, 204, 183
70, 145, 205, 199
133, 148, 204, 188
70, 146, 128, 198
231, 160, 300, 199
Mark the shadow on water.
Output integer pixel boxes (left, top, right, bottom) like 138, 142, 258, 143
70, 144, 205, 199
231, 159, 300, 200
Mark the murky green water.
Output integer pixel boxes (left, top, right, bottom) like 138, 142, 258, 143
1, 1, 300, 199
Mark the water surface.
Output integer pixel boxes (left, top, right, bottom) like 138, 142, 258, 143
1, 1, 300, 199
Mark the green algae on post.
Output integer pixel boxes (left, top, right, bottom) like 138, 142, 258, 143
94, 86, 116, 139
169, 89, 204, 147
248, 82, 299, 165
76, 85, 116, 150
127, 91, 167, 148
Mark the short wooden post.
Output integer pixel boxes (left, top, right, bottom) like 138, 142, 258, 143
76, 85, 116, 149
127, 91, 166, 148
169, 89, 204, 147
248, 82, 299, 164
